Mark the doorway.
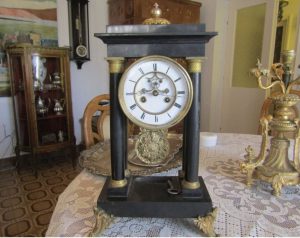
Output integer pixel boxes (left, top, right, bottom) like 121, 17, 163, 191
219, 0, 278, 134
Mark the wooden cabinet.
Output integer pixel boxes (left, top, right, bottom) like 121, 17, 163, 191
108, 0, 201, 25
7, 45, 76, 173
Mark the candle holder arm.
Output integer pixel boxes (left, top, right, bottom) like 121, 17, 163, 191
257, 75, 286, 94
240, 116, 270, 186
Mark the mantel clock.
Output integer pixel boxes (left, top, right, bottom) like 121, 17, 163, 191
93, 4, 218, 236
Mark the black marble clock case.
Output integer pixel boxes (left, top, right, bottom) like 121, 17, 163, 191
95, 24, 217, 218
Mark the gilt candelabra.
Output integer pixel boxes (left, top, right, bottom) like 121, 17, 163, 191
241, 50, 300, 196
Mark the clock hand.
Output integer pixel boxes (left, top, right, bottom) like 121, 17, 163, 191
157, 88, 169, 94
145, 72, 164, 81
127, 88, 152, 96
141, 88, 153, 94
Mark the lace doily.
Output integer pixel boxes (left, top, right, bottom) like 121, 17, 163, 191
46, 133, 300, 237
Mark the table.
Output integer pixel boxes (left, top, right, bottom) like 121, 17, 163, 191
46, 133, 300, 237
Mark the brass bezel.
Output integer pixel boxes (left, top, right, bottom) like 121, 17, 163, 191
118, 55, 193, 129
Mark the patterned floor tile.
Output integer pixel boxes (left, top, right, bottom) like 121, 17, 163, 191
0, 156, 80, 236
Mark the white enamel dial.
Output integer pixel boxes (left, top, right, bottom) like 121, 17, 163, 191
119, 55, 193, 129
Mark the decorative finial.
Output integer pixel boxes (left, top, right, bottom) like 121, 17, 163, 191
142, 3, 171, 25
151, 3, 162, 18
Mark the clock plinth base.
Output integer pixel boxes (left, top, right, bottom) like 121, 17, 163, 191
106, 177, 132, 199
97, 176, 213, 218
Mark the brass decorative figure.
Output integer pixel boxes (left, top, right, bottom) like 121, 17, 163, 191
89, 207, 114, 236
142, 3, 171, 25
241, 50, 300, 196
194, 208, 218, 237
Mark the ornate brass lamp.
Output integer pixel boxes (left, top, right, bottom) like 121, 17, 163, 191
241, 50, 300, 196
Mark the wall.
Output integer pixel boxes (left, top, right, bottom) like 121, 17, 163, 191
0, 0, 224, 158
196, 0, 229, 132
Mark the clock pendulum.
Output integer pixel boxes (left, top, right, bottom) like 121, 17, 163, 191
93, 4, 218, 236
75, 2, 88, 58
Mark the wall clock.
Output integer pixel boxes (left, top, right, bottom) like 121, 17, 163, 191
67, 0, 90, 69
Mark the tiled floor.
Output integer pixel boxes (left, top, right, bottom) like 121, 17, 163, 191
0, 155, 80, 236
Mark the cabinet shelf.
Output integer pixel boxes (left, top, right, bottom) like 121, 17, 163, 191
37, 114, 67, 120
34, 87, 63, 93
36, 114, 67, 120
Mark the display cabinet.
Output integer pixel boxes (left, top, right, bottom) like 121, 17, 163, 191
108, 0, 201, 25
7, 45, 76, 174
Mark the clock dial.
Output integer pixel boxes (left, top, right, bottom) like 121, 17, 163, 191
75, 45, 88, 57
119, 55, 193, 129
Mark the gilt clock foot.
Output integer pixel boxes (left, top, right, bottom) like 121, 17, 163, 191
194, 207, 218, 237
89, 207, 114, 236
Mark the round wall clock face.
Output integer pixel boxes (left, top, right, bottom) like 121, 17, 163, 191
119, 55, 193, 129
75, 45, 88, 57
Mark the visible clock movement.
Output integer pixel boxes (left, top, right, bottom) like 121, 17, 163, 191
67, 0, 90, 69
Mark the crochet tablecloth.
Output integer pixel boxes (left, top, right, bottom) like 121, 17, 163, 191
46, 133, 300, 237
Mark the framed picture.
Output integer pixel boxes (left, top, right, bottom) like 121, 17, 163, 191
0, 0, 58, 97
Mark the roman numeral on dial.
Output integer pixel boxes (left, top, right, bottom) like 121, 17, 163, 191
138, 67, 144, 75
141, 112, 146, 120
155, 115, 158, 122
174, 77, 181, 82
174, 103, 182, 109
177, 91, 185, 95
130, 104, 137, 110
153, 63, 157, 71
166, 66, 170, 74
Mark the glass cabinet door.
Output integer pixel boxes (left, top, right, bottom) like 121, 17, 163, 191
10, 55, 30, 147
31, 54, 69, 146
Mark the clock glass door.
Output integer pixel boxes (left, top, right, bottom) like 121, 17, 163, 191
10, 55, 30, 147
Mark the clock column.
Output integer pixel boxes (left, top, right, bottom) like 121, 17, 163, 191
182, 57, 203, 190
107, 57, 128, 189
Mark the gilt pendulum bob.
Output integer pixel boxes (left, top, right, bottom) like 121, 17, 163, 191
94, 4, 217, 235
